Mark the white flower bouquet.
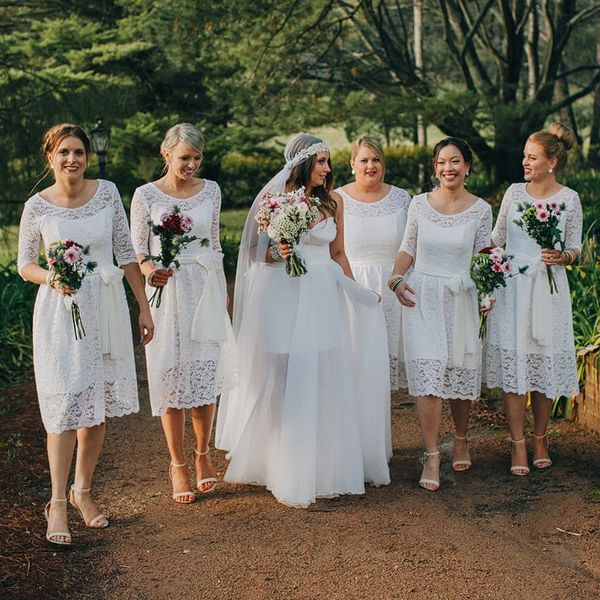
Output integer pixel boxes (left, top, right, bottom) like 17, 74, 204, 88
255, 187, 322, 277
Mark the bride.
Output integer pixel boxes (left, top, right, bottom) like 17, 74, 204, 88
216, 133, 391, 508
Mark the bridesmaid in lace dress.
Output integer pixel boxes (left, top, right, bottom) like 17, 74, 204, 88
131, 123, 235, 504
18, 124, 153, 545
337, 136, 411, 392
483, 123, 582, 476
389, 138, 492, 491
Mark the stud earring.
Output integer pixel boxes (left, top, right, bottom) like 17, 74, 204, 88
466, 171, 470, 177
351, 169, 356, 175
548, 167, 553, 174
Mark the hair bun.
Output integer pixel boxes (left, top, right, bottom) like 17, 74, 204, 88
547, 122, 575, 151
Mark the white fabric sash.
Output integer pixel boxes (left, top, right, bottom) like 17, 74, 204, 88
179, 252, 228, 343
99, 265, 127, 359
513, 255, 553, 346
414, 265, 477, 368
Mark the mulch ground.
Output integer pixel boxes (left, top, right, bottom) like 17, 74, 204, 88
2, 351, 600, 599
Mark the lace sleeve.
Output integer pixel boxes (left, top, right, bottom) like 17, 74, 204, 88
474, 201, 493, 253
399, 196, 419, 257
110, 182, 137, 266
17, 201, 42, 277
564, 191, 583, 254
130, 187, 150, 256
210, 183, 223, 253
491, 186, 512, 247
210, 183, 227, 295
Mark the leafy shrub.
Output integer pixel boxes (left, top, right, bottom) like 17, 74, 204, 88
0, 263, 36, 388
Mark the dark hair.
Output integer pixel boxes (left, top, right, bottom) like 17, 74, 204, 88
431, 137, 473, 173
286, 141, 337, 219
41, 123, 91, 160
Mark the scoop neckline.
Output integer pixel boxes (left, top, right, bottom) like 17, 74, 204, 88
339, 185, 393, 205
36, 179, 102, 210
149, 180, 207, 201
523, 183, 566, 202
424, 192, 481, 217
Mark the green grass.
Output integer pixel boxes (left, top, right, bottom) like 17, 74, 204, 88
220, 209, 247, 241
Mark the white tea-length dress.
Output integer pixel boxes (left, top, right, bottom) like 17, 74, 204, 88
400, 194, 492, 400
338, 185, 411, 390
482, 183, 582, 398
219, 217, 391, 508
130, 181, 236, 416
17, 180, 139, 434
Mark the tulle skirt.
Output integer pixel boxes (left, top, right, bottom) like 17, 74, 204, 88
216, 259, 391, 508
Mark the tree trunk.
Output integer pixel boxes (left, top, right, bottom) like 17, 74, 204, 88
413, 0, 426, 147
588, 41, 600, 169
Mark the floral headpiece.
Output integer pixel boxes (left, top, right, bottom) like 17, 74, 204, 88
286, 142, 329, 169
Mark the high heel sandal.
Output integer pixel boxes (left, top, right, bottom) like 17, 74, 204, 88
532, 433, 553, 469
509, 439, 530, 476
419, 450, 441, 491
169, 463, 196, 503
69, 486, 109, 528
44, 498, 72, 546
452, 435, 472, 472
194, 446, 218, 493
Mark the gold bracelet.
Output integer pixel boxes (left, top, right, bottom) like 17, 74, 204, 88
388, 275, 404, 291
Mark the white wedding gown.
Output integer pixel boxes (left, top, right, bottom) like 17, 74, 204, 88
217, 218, 391, 508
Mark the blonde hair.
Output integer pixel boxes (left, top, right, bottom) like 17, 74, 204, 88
350, 136, 386, 173
160, 123, 205, 159
528, 122, 575, 171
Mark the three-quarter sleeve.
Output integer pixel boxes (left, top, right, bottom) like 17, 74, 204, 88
399, 196, 419, 257
130, 187, 151, 257
110, 183, 137, 266
564, 191, 583, 253
17, 202, 42, 277
211, 184, 224, 253
491, 185, 513, 247
474, 202, 492, 253
210, 183, 227, 295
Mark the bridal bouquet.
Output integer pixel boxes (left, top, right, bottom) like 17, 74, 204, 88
471, 246, 527, 338
142, 205, 207, 307
255, 187, 322, 277
513, 200, 565, 293
47, 239, 97, 340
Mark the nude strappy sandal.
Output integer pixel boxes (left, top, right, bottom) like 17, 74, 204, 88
44, 497, 72, 546
69, 486, 109, 528
168, 463, 196, 503
194, 446, 218, 493
452, 435, 472, 472
532, 433, 553, 469
419, 450, 441, 491
509, 438, 530, 476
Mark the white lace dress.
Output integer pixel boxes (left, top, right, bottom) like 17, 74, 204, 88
218, 218, 391, 508
17, 180, 139, 434
482, 183, 582, 398
400, 194, 492, 400
130, 181, 236, 416
338, 185, 411, 390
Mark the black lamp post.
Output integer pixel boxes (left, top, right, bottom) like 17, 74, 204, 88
90, 119, 110, 179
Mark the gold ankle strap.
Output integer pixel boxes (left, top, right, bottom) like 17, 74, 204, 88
194, 446, 210, 456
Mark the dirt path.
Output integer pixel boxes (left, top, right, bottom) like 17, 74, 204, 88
3, 345, 600, 599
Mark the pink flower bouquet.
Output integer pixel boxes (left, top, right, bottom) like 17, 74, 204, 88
47, 239, 97, 339
142, 205, 208, 307
470, 246, 527, 338
513, 200, 565, 293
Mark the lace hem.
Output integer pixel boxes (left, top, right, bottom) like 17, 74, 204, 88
483, 343, 578, 398
404, 358, 481, 400
38, 376, 139, 434
150, 359, 220, 416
